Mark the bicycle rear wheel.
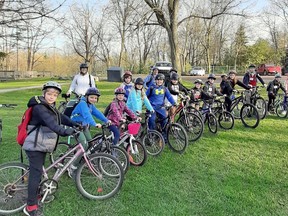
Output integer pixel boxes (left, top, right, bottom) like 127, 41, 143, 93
76, 153, 124, 200
207, 113, 218, 134
49, 142, 72, 165
126, 140, 147, 166
108, 146, 130, 174
255, 97, 267, 119
167, 123, 188, 154
240, 103, 260, 128
177, 112, 203, 142
218, 111, 234, 130
276, 102, 288, 118
142, 130, 165, 156
0, 162, 29, 215
231, 100, 244, 119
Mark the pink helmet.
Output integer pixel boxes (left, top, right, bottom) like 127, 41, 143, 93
114, 87, 126, 95
123, 71, 132, 78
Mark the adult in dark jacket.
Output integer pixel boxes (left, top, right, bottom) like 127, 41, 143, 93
23, 81, 78, 216
243, 64, 266, 87
267, 73, 287, 112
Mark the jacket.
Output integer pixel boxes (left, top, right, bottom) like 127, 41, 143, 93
107, 99, 137, 127
22, 96, 77, 153
267, 80, 286, 95
71, 96, 108, 127
146, 84, 176, 109
120, 82, 134, 100
67, 73, 95, 96
126, 88, 154, 114
203, 81, 223, 97
243, 72, 265, 87
166, 82, 188, 96
220, 80, 234, 96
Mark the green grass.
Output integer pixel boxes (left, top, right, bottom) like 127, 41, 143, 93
0, 80, 288, 215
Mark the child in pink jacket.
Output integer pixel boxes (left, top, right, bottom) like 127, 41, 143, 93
106, 87, 139, 145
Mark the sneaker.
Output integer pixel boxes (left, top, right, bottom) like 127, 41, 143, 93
67, 165, 77, 179
23, 205, 43, 216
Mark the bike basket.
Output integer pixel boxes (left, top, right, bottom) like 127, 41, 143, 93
127, 123, 141, 135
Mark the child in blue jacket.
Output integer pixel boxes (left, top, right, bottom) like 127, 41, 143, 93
146, 73, 176, 130
127, 77, 154, 115
119, 71, 133, 100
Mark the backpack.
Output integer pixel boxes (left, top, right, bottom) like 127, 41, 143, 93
63, 99, 80, 117
103, 102, 112, 117
16, 107, 38, 145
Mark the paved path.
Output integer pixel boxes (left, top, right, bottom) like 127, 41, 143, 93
0, 85, 44, 93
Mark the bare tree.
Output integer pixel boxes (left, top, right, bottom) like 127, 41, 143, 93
0, 0, 66, 26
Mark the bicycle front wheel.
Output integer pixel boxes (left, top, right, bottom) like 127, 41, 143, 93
177, 112, 204, 142
218, 111, 234, 130
167, 123, 188, 154
126, 140, 147, 166
207, 113, 218, 134
254, 97, 267, 119
0, 162, 29, 215
231, 100, 244, 119
76, 153, 124, 200
108, 146, 130, 174
142, 130, 165, 156
276, 102, 288, 118
240, 104, 260, 128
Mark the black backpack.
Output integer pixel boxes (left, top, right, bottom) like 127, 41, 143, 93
103, 103, 112, 117
63, 99, 79, 117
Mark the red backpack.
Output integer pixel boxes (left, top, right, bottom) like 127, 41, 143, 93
16, 107, 38, 145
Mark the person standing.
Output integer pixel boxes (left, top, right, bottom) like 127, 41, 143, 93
243, 64, 266, 88
144, 67, 159, 89
66, 63, 96, 96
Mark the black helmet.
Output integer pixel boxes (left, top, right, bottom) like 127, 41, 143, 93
248, 64, 256, 68
221, 74, 228, 78
135, 77, 144, 85
208, 74, 216, 80
229, 70, 237, 75
42, 81, 62, 93
85, 87, 101, 97
194, 79, 203, 84
170, 68, 178, 73
80, 63, 88, 69
170, 72, 179, 80
155, 73, 165, 80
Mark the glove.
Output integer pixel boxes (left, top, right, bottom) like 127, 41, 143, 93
65, 128, 76, 136
95, 123, 102, 128
263, 84, 267, 88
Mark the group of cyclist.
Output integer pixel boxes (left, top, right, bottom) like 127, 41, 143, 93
22, 62, 288, 216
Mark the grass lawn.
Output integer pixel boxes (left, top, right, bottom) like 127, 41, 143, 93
0, 79, 288, 215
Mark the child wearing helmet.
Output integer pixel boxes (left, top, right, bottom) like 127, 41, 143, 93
146, 73, 176, 131
203, 74, 223, 98
23, 81, 80, 216
126, 77, 154, 115
66, 63, 96, 96
267, 73, 287, 113
106, 87, 140, 146
144, 67, 158, 89
120, 71, 133, 100
189, 79, 212, 110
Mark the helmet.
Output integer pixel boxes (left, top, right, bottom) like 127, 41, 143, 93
275, 73, 282, 78
229, 70, 237, 75
194, 79, 203, 84
170, 72, 179, 80
155, 73, 165, 80
221, 74, 227, 78
170, 68, 178, 73
80, 63, 88, 69
135, 77, 144, 85
208, 74, 216, 80
123, 71, 132, 78
152, 67, 158, 71
42, 81, 62, 93
248, 64, 256, 68
85, 87, 101, 97
114, 87, 126, 95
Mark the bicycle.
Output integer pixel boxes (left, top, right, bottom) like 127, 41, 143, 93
269, 93, 288, 118
174, 94, 204, 142
245, 86, 267, 119
0, 131, 124, 215
137, 111, 165, 156
155, 106, 188, 154
212, 96, 235, 130
230, 90, 260, 128
50, 124, 130, 174
58, 92, 81, 115
0, 104, 17, 144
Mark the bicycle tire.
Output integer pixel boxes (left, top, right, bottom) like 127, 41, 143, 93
167, 123, 188, 154
76, 153, 124, 200
231, 100, 244, 119
126, 140, 147, 166
218, 111, 234, 130
177, 112, 203, 142
240, 103, 260, 128
254, 97, 267, 119
142, 130, 165, 156
276, 102, 288, 118
108, 146, 130, 174
207, 113, 218, 134
0, 162, 29, 215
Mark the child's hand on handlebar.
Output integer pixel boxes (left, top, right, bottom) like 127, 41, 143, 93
96, 124, 102, 128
